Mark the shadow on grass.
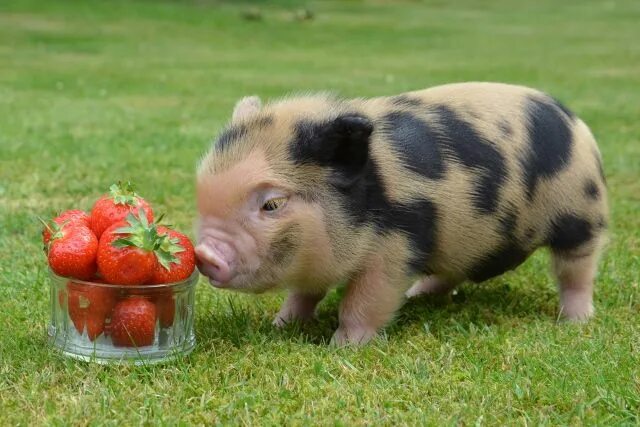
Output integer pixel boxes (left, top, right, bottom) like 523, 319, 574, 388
390, 281, 557, 339
195, 279, 559, 350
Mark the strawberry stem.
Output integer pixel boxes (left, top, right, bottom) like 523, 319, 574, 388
37, 215, 67, 252
37, 216, 53, 234
111, 210, 185, 271
109, 181, 139, 206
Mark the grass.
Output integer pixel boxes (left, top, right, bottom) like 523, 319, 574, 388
1, 0, 639, 424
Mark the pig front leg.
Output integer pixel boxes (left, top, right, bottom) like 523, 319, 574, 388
273, 290, 326, 327
330, 252, 408, 346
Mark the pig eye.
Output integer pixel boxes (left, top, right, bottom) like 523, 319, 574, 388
262, 197, 287, 212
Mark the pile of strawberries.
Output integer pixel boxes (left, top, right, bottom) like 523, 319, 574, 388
42, 182, 196, 347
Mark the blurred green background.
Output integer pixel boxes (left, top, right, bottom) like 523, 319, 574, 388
0, 0, 638, 424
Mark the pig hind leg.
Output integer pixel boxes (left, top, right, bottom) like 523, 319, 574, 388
551, 234, 606, 321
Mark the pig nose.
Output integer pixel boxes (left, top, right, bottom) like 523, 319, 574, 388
195, 243, 234, 285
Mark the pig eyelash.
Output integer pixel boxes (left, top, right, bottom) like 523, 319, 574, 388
262, 197, 288, 212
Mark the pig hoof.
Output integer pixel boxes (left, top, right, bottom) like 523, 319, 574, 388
272, 314, 304, 328
330, 326, 377, 347
560, 295, 594, 323
405, 276, 454, 298
272, 312, 314, 328
561, 305, 594, 322
560, 288, 594, 322
273, 316, 289, 328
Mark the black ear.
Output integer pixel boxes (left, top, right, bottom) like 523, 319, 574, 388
291, 114, 374, 186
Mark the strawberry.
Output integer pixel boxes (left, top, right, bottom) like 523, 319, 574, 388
154, 292, 176, 328
64, 281, 117, 341
96, 212, 160, 285
110, 297, 157, 347
90, 181, 154, 239
148, 227, 195, 327
150, 227, 196, 284
47, 225, 98, 280
42, 210, 91, 249
85, 315, 108, 342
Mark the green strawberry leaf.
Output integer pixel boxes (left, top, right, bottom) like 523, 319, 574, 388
138, 208, 149, 228
37, 216, 56, 253
165, 237, 185, 255
108, 209, 187, 272
37, 216, 52, 232
112, 237, 139, 248
114, 225, 137, 235
109, 181, 139, 206
38, 216, 71, 252
153, 233, 185, 270
124, 211, 139, 226
154, 213, 169, 227
155, 248, 176, 271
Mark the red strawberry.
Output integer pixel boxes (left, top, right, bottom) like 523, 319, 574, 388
96, 213, 159, 285
42, 210, 91, 248
154, 292, 176, 328
150, 227, 196, 284
110, 297, 157, 347
48, 225, 98, 280
85, 315, 108, 342
90, 181, 154, 239
65, 281, 117, 341
148, 227, 195, 327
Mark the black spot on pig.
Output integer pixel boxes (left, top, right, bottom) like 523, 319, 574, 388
217, 124, 248, 152
384, 106, 507, 214
432, 105, 507, 214
390, 95, 423, 108
334, 156, 386, 226
381, 111, 445, 180
382, 198, 438, 273
520, 96, 573, 200
290, 117, 438, 273
547, 214, 593, 252
584, 179, 600, 200
338, 157, 438, 272
291, 114, 373, 187
498, 209, 518, 237
525, 227, 536, 240
468, 242, 530, 283
216, 116, 273, 152
467, 207, 530, 281
550, 96, 576, 120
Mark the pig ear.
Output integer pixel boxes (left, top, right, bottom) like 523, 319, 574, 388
294, 114, 374, 187
232, 96, 262, 121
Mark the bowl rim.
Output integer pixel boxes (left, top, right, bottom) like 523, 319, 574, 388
48, 269, 200, 290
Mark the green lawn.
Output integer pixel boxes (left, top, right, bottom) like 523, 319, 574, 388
1, 0, 639, 424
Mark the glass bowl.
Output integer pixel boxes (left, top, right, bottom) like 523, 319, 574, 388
48, 269, 199, 364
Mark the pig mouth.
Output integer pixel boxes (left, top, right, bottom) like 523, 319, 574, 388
196, 252, 259, 289
202, 270, 279, 294
209, 278, 278, 294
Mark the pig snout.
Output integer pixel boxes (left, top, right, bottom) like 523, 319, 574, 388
195, 239, 236, 286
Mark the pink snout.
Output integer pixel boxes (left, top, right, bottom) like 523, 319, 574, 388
195, 240, 236, 286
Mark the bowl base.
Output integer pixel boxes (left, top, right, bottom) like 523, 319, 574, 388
52, 343, 195, 365
48, 324, 196, 365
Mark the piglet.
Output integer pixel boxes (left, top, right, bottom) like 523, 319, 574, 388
195, 82, 608, 345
